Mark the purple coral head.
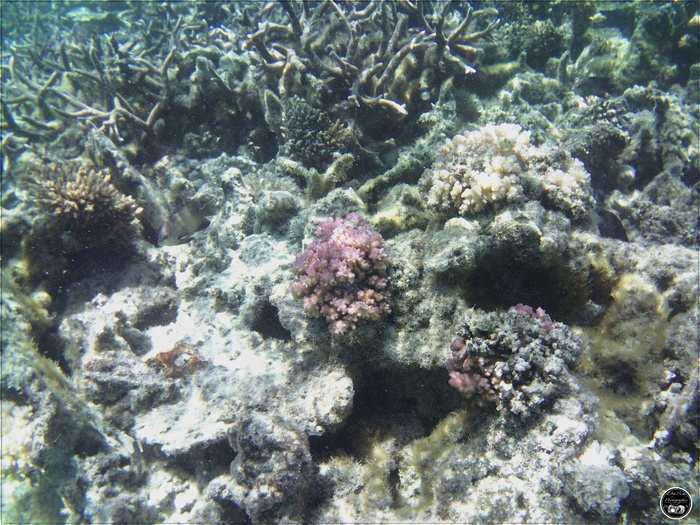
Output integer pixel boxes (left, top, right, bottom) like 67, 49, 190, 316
510, 303, 555, 332
291, 213, 391, 336
446, 337, 500, 404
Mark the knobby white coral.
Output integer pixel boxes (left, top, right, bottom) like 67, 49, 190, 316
421, 123, 594, 219
540, 157, 592, 220
420, 123, 530, 215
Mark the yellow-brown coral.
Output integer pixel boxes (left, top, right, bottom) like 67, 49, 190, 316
28, 164, 142, 248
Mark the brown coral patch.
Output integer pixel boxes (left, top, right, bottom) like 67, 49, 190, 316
26, 163, 142, 249
146, 342, 207, 378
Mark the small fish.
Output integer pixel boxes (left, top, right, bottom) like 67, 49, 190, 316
596, 208, 628, 242
158, 200, 217, 246
573, 76, 616, 97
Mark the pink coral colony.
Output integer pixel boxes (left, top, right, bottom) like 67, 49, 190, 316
291, 213, 391, 336
510, 303, 555, 332
446, 337, 502, 404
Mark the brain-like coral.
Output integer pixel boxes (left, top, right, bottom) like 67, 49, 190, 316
421, 123, 595, 219
291, 213, 391, 336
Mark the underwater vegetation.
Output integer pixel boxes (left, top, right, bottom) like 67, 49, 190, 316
1, 1, 698, 524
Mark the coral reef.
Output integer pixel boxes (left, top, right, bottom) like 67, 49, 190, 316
1, 1, 501, 164
247, 1, 500, 120
1, 1, 697, 524
291, 213, 392, 336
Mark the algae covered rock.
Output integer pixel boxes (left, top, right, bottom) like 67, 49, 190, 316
228, 411, 313, 522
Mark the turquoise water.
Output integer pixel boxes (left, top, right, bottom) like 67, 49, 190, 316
1, 2, 698, 523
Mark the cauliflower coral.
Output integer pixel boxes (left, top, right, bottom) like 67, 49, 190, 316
291, 213, 391, 336
420, 123, 530, 215
421, 123, 594, 219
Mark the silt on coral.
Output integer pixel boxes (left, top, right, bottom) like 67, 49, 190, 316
291, 213, 391, 336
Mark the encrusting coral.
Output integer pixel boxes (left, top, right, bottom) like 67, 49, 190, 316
291, 213, 391, 336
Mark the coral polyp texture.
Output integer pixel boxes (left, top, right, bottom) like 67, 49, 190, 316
27, 164, 142, 247
420, 123, 594, 219
291, 213, 391, 336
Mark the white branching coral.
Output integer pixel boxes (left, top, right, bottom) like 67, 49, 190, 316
539, 157, 593, 220
421, 123, 594, 219
420, 123, 530, 215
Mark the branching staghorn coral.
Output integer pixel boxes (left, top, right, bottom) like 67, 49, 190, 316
245, 0, 500, 117
1, 3, 240, 158
1, 12, 182, 143
1, 1, 498, 167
